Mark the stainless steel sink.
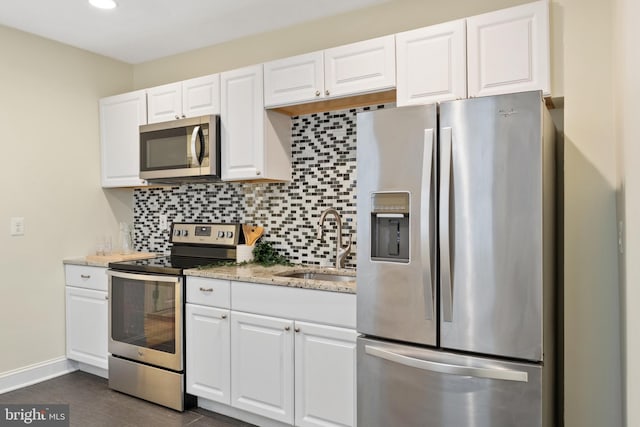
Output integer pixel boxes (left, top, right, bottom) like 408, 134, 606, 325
276, 271, 355, 282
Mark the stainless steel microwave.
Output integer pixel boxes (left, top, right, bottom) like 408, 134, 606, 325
139, 115, 220, 183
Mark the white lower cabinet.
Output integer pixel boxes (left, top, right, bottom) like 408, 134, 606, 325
64, 265, 109, 372
231, 311, 295, 424
294, 321, 357, 427
229, 311, 357, 427
186, 304, 231, 404
186, 277, 357, 426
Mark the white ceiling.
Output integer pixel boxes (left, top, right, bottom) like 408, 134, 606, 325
0, 0, 388, 64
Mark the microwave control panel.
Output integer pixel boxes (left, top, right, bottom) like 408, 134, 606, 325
170, 222, 241, 246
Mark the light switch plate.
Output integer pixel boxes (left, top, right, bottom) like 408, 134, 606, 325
10, 217, 24, 236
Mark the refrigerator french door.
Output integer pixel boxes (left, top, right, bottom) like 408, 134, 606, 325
356, 91, 556, 427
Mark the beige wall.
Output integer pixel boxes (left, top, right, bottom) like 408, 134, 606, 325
557, 0, 623, 426
615, 0, 640, 424
0, 26, 134, 373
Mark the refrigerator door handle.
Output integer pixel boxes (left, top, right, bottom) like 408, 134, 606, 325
365, 345, 529, 383
421, 128, 435, 320
440, 127, 453, 322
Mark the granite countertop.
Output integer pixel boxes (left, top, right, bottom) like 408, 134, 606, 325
185, 264, 357, 294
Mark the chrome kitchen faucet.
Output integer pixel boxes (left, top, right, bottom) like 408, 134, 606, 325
317, 208, 352, 268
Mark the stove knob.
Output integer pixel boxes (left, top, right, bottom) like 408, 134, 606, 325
174, 229, 181, 237
217, 231, 225, 238
226, 231, 233, 238
183, 230, 189, 237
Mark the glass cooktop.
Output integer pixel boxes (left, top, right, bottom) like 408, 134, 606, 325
109, 255, 221, 276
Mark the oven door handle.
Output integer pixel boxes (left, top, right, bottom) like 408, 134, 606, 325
107, 269, 182, 284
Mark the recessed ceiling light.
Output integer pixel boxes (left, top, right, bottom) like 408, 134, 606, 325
89, 0, 117, 10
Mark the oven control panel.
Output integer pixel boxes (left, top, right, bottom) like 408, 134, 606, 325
170, 223, 242, 246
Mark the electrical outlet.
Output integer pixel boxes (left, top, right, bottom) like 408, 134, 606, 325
10, 217, 25, 236
159, 214, 168, 231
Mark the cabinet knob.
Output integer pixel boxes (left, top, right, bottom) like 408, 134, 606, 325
182, 114, 186, 119
256, 170, 261, 176
315, 90, 321, 97
221, 314, 227, 319
294, 327, 300, 333
199, 287, 214, 292
175, 115, 180, 119
104, 296, 109, 300
325, 90, 330, 96
285, 326, 290, 331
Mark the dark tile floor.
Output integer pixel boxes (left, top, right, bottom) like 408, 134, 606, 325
0, 371, 255, 427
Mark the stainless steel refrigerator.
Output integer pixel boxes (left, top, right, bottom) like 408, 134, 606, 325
356, 91, 556, 427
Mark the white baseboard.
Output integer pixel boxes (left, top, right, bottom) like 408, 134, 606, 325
75, 363, 108, 379
0, 357, 78, 395
198, 398, 291, 427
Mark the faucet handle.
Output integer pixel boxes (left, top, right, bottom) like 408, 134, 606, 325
342, 232, 352, 251
338, 232, 352, 268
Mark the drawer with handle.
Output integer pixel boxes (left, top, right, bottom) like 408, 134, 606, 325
186, 277, 231, 308
64, 265, 107, 291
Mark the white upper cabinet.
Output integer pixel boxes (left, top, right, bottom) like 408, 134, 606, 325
467, 0, 550, 97
396, 19, 467, 106
183, 74, 221, 117
221, 64, 291, 181
147, 82, 181, 123
264, 35, 396, 108
324, 35, 396, 99
147, 74, 220, 124
264, 51, 325, 107
99, 90, 147, 188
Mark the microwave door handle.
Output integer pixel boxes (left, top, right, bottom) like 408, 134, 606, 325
190, 125, 201, 166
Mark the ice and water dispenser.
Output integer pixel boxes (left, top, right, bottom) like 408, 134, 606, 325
370, 192, 410, 263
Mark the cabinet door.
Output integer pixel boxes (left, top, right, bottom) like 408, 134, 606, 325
186, 304, 230, 404
147, 82, 182, 123
396, 19, 467, 106
99, 90, 147, 187
230, 311, 294, 424
324, 35, 396, 99
467, 0, 550, 97
220, 65, 265, 180
100, 90, 147, 187
295, 322, 358, 427
183, 74, 220, 117
65, 287, 108, 370
264, 51, 324, 107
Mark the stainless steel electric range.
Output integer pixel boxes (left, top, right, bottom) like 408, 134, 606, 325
107, 222, 243, 411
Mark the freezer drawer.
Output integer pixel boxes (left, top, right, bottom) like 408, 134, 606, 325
357, 337, 550, 427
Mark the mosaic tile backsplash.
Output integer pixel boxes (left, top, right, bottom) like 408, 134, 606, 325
133, 104, 388, 269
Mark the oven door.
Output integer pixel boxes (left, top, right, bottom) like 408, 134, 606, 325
108, 270, 184, 372
139, 115, 216, 180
